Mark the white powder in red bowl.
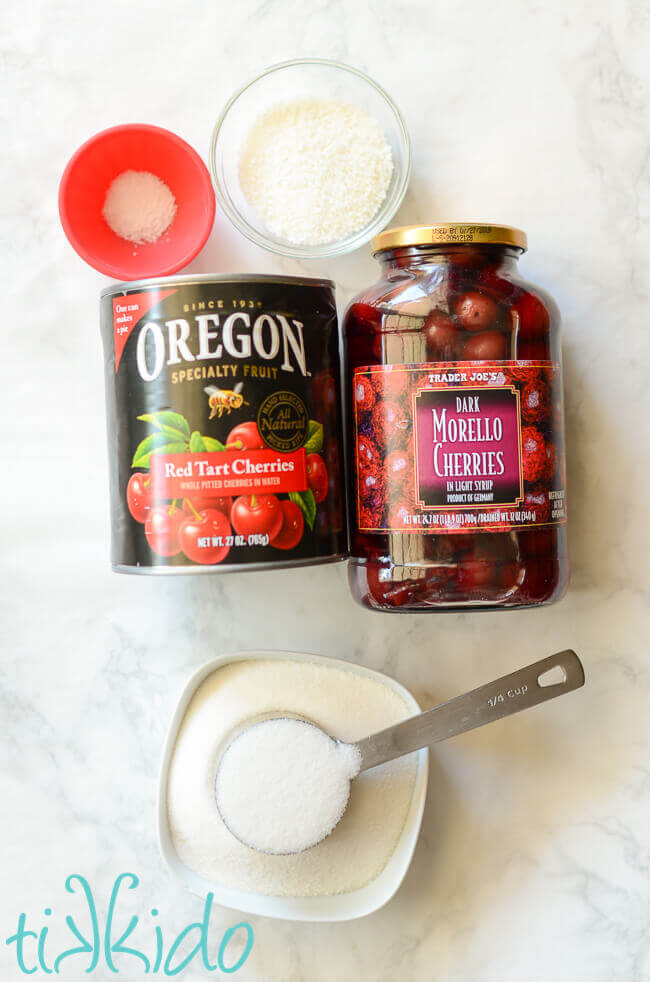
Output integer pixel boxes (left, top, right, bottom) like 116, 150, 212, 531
102, 169, 177, 245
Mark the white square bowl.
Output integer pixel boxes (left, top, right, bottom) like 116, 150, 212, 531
157, 650, 428, 922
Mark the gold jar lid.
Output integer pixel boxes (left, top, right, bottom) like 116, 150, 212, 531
371, 223, 528, 254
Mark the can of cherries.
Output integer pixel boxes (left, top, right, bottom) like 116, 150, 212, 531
100, 274, 346, 573
343, 224, 568, 611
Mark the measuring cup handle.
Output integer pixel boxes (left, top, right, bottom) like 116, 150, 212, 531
356, 649, 585, 772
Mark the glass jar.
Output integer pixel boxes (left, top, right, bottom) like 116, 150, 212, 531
343, 223, 569, 612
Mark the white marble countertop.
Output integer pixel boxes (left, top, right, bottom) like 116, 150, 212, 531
2, 1, 649, 979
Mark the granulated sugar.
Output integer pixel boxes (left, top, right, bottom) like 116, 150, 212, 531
239, 99, 393, 245
167, 659, 417, 897
102, 169, 177, 244
215, 717, 361, 855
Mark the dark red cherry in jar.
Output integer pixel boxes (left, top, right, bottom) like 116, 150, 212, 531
345, 302, 386, 363
422, 535, 458, 564
271, 500, 305, 550
415, 538, 456, 602
424, 310, 458, 359
365, 565, 419, 609
463, 330, 508, 360
144, 505, 185, 557
517, 557, 559, 603
179, 509, 231, 564
126, 472, 154, 523
498, 560, 521, 592
455, 533, 515, 594
306, 453, 329, 503
313, 370, 337, 415
511, 291, 550, 339
476, 268, 518, 302
454, 291, 499, 332
226, 421, 265, 450
518, 527, 555, 560
517, 336, 551, 361
347, 301, 383, 332
456, 555, 497, 592
231, 494, 283, 540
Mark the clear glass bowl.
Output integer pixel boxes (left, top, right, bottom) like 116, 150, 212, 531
210, 59, 411, 259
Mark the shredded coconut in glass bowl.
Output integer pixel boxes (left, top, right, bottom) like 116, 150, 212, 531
239, 98, 393, 246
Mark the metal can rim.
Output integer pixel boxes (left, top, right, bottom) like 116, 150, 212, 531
100, 272, 336, 298
111, 554, 348, 575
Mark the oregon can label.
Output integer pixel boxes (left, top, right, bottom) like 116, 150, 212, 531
100, 275, 347, 573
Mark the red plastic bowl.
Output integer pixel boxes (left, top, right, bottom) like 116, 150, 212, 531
59, 124, 216, 280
